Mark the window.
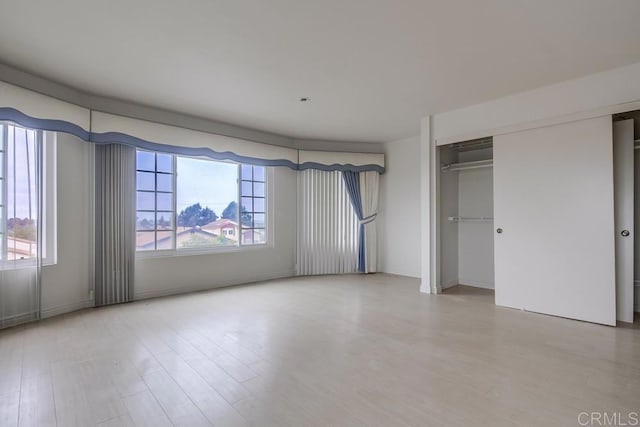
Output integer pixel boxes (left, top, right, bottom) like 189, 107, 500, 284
135, 150, 267, 253
175, 156, 238, 249
0, 122, 55, 264
135, 151, 175, 251
240, 164, 266, 245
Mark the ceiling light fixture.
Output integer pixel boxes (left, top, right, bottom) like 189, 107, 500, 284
300, 97, 309, 102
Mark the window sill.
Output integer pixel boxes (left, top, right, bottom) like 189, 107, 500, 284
0, 258, 56, 271
135, 242, 272, 260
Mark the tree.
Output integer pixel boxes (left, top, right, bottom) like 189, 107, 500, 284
241, 207, 252, 227
138, 218, 153, 230
221, 201, 238, 221
157, 215, 171, 229
221, 200, 251, 225
7, 218, 37, 241
177, 203, 218, 227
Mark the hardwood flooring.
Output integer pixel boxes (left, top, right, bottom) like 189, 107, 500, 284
1, 274, 639, 426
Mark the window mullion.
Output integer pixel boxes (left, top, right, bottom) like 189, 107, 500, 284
173, 154, 177, 250
237, 163, 242, 247
154, 153, 158, 251
1, 124, 7, 261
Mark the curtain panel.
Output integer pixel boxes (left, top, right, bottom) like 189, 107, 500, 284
95, 144, 136, 305
342, 170, 380, 273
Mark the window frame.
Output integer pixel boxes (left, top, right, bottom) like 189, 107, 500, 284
0, 123, 56, 268
135, 150, 272, 258
239, 164, 267, 246
135, 151, 176, 252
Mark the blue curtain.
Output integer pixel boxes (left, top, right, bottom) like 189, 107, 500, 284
342, 171, 366, 273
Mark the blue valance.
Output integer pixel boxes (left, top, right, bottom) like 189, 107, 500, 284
0, 81, 384, 173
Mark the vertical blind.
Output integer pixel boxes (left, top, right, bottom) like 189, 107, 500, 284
95, 144, 136, 305
297, 169, 359, 275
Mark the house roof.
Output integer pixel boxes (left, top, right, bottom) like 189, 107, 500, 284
137, 226, 221, 249
202, 219, 238, 230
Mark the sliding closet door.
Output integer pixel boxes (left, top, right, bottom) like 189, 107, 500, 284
494, 116, 616, 326
613, 119, 634, 323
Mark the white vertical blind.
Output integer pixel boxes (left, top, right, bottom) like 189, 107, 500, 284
297, 169, 359, 275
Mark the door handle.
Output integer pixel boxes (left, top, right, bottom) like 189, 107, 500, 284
496, 228, 503, 234
621, 230, 630, 237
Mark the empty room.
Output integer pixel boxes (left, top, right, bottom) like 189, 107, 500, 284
1, 1, 640, 426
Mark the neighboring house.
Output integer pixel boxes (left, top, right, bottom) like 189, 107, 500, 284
135, 232, 157, 250
6, 236, 37, 260
242, 228, 266, 244
201, 219, 238, 241
136, 219, 239, 250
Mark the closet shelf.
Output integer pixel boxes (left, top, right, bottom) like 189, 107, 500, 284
448, 216, 494, 222
441, 159, 493, 172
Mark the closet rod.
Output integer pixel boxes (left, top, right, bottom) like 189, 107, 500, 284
441, 159, 493, 172
448, 216, 494, 222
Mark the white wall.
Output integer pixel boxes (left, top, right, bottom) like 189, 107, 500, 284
433, 61, 640, 144
378, 136, 421, 278
134, 167, 297, 299
41, 133, 94, 317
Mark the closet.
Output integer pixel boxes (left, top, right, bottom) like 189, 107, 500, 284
437, 115, 630, 326
438, 138, 494, 291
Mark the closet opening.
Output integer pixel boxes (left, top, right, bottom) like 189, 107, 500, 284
613, 110, 640, 322
438, 137, 494, 295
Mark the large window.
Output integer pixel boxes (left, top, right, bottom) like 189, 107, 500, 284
0, 123, 55, 264
135, 150, 267, 252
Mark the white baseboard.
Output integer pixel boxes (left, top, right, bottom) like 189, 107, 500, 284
377, 269, 421, 280
458, 278, 494, 290
442, 280, 459, 290
133, 270, 296, 301
41, 299, 94, 319
2, 299, 93, 328
1, 311, 38, 328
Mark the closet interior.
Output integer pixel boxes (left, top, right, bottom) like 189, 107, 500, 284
438, 137, 494, 291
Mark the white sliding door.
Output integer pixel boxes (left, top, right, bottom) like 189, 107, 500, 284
614, 119, 634, 323
494, 116, 616, 326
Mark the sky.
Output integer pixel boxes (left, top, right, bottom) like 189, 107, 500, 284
176, 157, 237, 216
4, 125, 38, 220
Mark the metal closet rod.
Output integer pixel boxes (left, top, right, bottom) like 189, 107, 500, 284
441, 159, 493, 172
448, 216, 494, 222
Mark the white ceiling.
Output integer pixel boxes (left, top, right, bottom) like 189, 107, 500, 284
1, 0, 640, 143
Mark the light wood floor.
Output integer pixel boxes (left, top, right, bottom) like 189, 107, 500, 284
1, 274, 639, 426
